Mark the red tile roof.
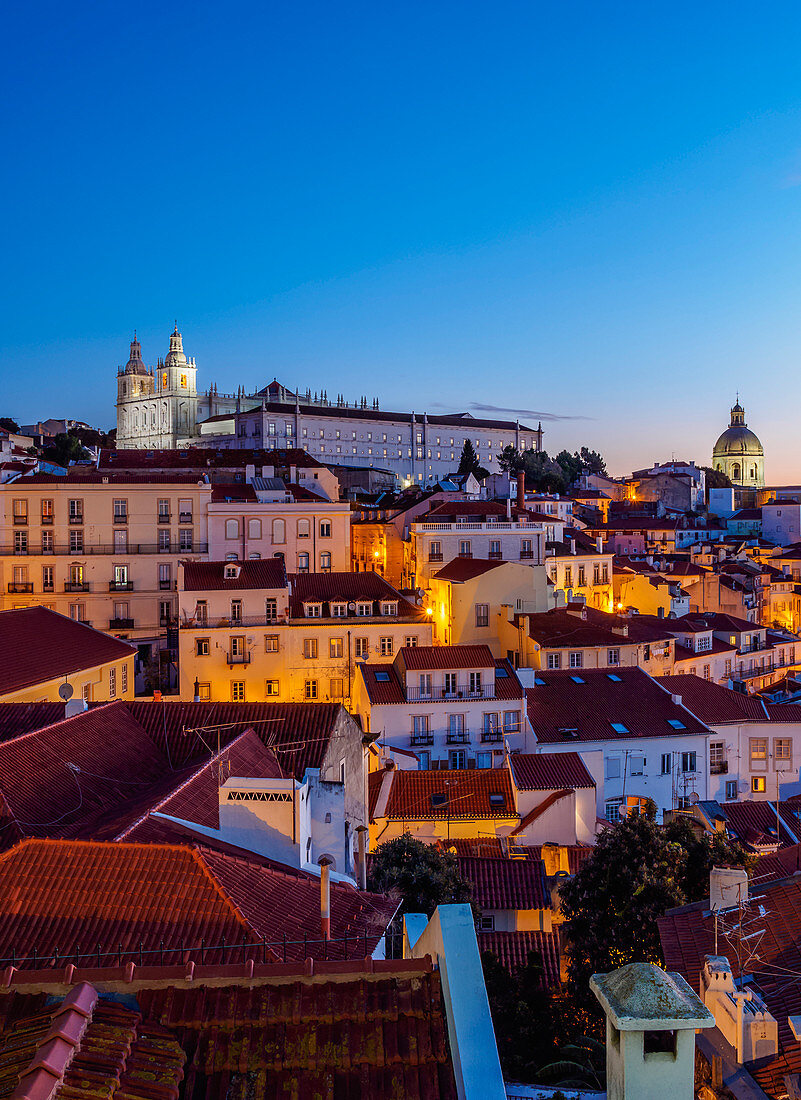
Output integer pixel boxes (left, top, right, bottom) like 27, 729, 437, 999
718, 799, 801, 850
752, 842, 801, 884
182, 558, 287, 592
457, 856, 549, 910
433, 558, 507, 582
0, 702, 65, 742
0, 839, 397, 965
477, 929, 562, 985
0, 608, 135, 698
16, 472, 212, 485
369, 768, 518, 821
509, 752, 595, 791
656, 675, 769, 723
399, 644, 496, 671
99, 447, 326, 470
359, 657, 523, 705
526, 668, 710, 743
441, 837, 593, 872
210, 482, 258, 502
521, 607, 673, 648
288, 572, 424, 619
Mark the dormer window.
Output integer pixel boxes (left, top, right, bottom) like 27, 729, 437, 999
224, 564, 241, 580
380, 601, 398, 617
356, 601, 372, 617
304, 602, 323, 618
331, 602, 347, 617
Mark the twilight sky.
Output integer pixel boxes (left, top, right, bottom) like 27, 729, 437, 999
3, 1, 801, 480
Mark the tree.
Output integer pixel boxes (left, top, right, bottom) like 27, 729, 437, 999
578, 446, 607, 476
367, 833, 473, 917
555, 450, 583, 486
457, 439, 489, 480
0, 417, 20, 433
481, 949, 559, 1082
42, 433, 90, 468
497, 444, 524, 475
702, 465, 733, 490
559, 802, 751, 1016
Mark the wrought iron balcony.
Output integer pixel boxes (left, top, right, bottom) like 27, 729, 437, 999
68, 515, 83, 525
488, 551, 503, 560
109, 581, 134, 592
410, 734, 434, 747
157, 514, 171, 524
226, 651, 251, 666
481, 732, 503, 743
109, 617, 135, 629
12, 516, 28, 526
710, 761, 728, 775
113, 514, 128, 524
405, 685, 494, 701
64, 582, 89, 593
446, 731, 471, 744
7, 583, 32, 593
428, 552, 443, 562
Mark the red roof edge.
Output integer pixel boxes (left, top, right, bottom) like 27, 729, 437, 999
510, 790, 572, 837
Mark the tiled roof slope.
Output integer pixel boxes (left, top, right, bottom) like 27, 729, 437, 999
399, 644, 496, 671
718, 799, 801, 850
369, 768, 517, 821
442, 837, 593, 872
99, 447, 326, 470
182, 559, 287, 592
288, 572, 424, 619
657, 675, 769, 723
433, 558, 507, 582
526, 667, 710, 743
457, 856, 549, 911
0, 608, 135, 697
509, 752, 595, 791
477, 930, 562, 986
359, 657, 523, 704
521, 606, 673, 648
0, 839, 397, 965
0, 702, 65, 742
753, 842, 801, 884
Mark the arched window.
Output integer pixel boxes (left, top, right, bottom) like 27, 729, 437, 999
272, 519, 286, 545
731, 462, 741, 482
248, 552, 261, 559
225, 519, 239, 540
273, 551, 285, 561
320, 551, 332, 573
298, 552, 310, 573
225, 552, 239, 561
248, 518, 262, 539
297, 519, 310, 539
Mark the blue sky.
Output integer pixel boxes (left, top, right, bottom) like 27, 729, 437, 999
3, 1, 801, 478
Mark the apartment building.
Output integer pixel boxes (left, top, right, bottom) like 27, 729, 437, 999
663, 612, 800, 692
544, 530, 615, 612
406, 502, 554, 589
178, 563, 432, 703
353, 644, 529, 771
0, 472, 212, 662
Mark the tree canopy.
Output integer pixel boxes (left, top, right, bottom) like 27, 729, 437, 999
559, 802, 751, 1014
497, 445, 607, 493
42, 433, 91, 468
366, 833, 473, 917
701, 465, 733, 490
0, 417, 20, 433
457, 439, 489, 480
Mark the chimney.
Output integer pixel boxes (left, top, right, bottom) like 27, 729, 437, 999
65, 697, 88, 720
319, 856, 332, 940
506, 494, 512, 520
245, 463, 255, 483
193, 678, 201, 703
570, 536, 577, 555
671, 694, 682, 707
356, 825, 368, 890
596, 536, 603, 553
516, 471, 525, 511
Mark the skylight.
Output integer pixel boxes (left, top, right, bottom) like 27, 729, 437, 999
607, 673, 622, 682
496, 667, 508, 677
534, 677, 546, 686
431, 792, 448, 808
667, 718, 686, 730
374, 671, 390, 682
570, 676, 585, 684
610, 722, 629, 734
489, 793, 505, 806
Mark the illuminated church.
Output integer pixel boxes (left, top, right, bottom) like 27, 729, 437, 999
712, 399, 765, 489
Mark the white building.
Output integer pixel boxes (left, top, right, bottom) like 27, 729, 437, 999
762, 498, 801, 546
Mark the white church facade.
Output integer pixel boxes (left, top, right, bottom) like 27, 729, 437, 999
115, 327, 544, 483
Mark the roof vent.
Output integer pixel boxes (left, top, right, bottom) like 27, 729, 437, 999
671, 694, 682, 706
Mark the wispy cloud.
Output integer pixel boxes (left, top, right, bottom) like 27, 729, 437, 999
431, 401, 594, 422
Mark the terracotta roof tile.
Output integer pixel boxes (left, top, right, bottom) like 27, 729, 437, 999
359, 657, 523, 704
0, 609, 134, 698
521, 606, 673, 648
369, 768, 518, 821
433, 558, 507, 582
182, 559, 287, 592
508, 752, 595, 791
457, 857, 549, 911
657, 675, 769, 723
442, 838, 593, 872
526, 667, 710, 743
99, 447, 326, 471
399, 645, 496, 671
477, 930, 562, 985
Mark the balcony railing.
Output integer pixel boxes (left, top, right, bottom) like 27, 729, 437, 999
519, 550, 535, 559
109, 618, 135, 629
40, 515, 53, 525
710, 761, 728, 775
488, 551, 503, 560
405, 685, 495, 701
68, 515, 83, 525
159, 579, 174, 590
457, 550, 473, 559
158, 514, 171, 524
0, 543, 208, 557
109, 581, 134, 592
428, 553, 443, 562
113, 514, 128, 524
481, 732, 503, 743
410, 734, 434, 747
227, 652, 251, 666
7, 583, 33, 593
12, 516, 28, 526
64, 582, 89, 593
179, 512, 193, 524
446, 731, 471, 744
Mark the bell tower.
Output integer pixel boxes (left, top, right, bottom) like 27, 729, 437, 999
155, 324, 198, 446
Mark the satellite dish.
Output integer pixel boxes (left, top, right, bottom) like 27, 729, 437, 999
58, 682, 74, 702
689, 792, 700, 805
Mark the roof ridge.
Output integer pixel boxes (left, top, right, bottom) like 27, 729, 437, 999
0, 700, 129, 748
190, 847, 263, 939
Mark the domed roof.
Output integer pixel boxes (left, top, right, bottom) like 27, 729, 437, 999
164, 323, 187, 367
712, 400, 763, 458
124, 334, 149, 375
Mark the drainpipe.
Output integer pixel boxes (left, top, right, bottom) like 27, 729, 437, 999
356, 825, 368, 890
319, 856, 332, 940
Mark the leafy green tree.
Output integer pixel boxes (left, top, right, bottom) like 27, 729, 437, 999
42, 433, 90, 467
560, 801, 751, 1016
0, 417, 20, 433
702, 465, 733, 490
555, 449, 583, 485
497, 444, 524, 475
367, 833, 473, 917
578, 446, 607, 476
482, 949, 560, 1082
457, 438, 489, 480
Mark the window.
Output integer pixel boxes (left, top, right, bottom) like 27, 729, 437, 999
231, 681, 246, 702
429, 540, 442, 561
331, 602, 347, 618
356, 601, 372, 616
109, 668, 116, 698
610, 722, 629, 734
661, 753, 671, 775
230, 599, 242, 623
775, 738, 792, 767
304, 680, 318, 700
630, 755, 644, 776
449, 749, 466, 770
458, 540, 471, 558
564, 567, 573, 589
320, 552, 332, 572
41, 499, 53, 523
69, 530, 83, 553
297, 519, 310, 539
265, 680, 280, 696
476, 752, 493, 770
417, 751, 431, 770
265, 598, 277, 621
248, 518, 262, 540
681, 751, 697, 773
121, 664, 128, 694
69, 603, 86, 622
503, 711, 520, 732
41, 530, 53, 553
113, 528, 128, 553
158, 498, 170, 521
752, 776, 766, 793
380, 601, 398, 617
195, 600, 208, 624
224, 563, 239, 580
605, 799, 623, 823
750, 738, 768, 770
444, 672, 457, 695
475, 604, 489, 628
607, 648, 620, 666
667, 718, 686, 730
405, 635, 418, 647
547, 653, 561, 669
375, 671, 391, 683
355, 637, 369, 657
304, 602, 322, 618
710, 741, 725, 766
159, 530, 171, 552
303, 638, 318, 659
12, 500, 27, 524
320, 520, 331, 537
113, 499, 127, 522
159, 600, 173, 625
569, 651, 583, 668
329, 678, 344, 698
272, 519, 286, 545
330, 637, 343, 658
113, 601, 129, 622
602, 565, 609, 583
196, 639, 210, 656
605, 757, 621, 779
297, 552, 310, 573
263, 634, 279, 653
577, 566, 586, 587
469, 672, 482, 694
483, 713, 500, 738
68, 499, 83, 522
380, 637, 393, 657
725, 780, 737, 800
179, 529, 193, 551
42, 565, 54, 591
178, 500, 192, 523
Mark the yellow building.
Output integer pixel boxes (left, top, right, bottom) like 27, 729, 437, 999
178, 561, 433, 703
426, 558, 554, 655
613, 566, 691, 618
545, 531, 614, 612
0, 606, 135, 703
